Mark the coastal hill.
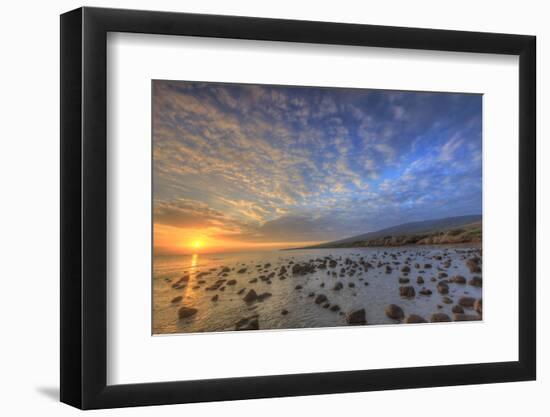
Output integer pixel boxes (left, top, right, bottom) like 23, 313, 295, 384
300, 215, 482, 249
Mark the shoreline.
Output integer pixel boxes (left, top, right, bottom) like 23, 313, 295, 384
283, 240, 482, 251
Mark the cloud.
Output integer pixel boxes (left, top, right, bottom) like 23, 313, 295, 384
153, 81, 482, 247
439, 133, 464, 161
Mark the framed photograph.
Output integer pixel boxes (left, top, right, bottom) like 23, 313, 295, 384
60, 6, 536, 409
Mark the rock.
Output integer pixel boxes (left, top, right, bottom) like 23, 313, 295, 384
279, 266, 287, 275
177, 306, 198, 319
221, 267, 230, 273
281, 309, 289, 315
453, 313, 481, 321
257, 292, 272, 301
474, 298, 482, 315
430, 313, 451, 322
416, 276, 424, 284
237, 268, 247, 274
330, 305, 341, 312
458, 296, 476, 307
401, 265, 411, 273
424, 263, 432, 269
438, 272, 448, 279
385, 304, 405, 320
399, 286, 416, 298
171, 296, 183, 303
399, 277, 410, 284
333, 282, 343, 291
308, 292, 315, 297
468, 276, 483, 287
430, 277, 437, 282
452, 305, 464, 314
226, 279, 237, 285
237, 288, 245, 295
235, 315, 259, 330
211, 294, 219, 302
348, 282, 355, 288
437, 281, 449, 295
249, 278, 258, 283
315, 294, 328, 304
295, 285, 303, 290
346, 309, 367, 325
385, 265, 392, 273
466, 257, 482, 273
405, 314, 427, 324
322, 303, 330, 309
451, 275, 466, 284
243, 289, 258, 302
442, 296, 453, 304
419, 288, 432, 296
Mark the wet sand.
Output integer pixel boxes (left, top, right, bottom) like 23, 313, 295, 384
153, 245, 482, 334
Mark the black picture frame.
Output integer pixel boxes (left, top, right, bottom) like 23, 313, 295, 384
60, 6, 536, 410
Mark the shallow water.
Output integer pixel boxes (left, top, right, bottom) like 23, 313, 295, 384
153, 246, 482, 334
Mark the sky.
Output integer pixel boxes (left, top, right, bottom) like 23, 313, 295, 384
153, 80, 482, 255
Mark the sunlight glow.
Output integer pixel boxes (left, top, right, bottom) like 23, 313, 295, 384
191, 239, 204, 250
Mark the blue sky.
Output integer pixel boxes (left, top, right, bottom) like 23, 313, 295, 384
153, 80, 482, 253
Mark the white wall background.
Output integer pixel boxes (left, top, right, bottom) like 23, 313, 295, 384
0, 0, 545, 415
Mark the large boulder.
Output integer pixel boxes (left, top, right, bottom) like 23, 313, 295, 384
315, 294, 328, 304
419, 288, 432, 296
385, 304, 405, 320
243, 289, 258, 302
442, 296, 453, 304
257, 292, 272, 301
405, 314, 427, 324
452, 305, 464, 314
346, 309, 367, 325
474, 298, 483, 315
177, 306, 198, 319
399, 286, 416, 298
466, 257, 482, 273
430, 313, 451, 323
437, 281, 449, 295
451, 275, 466, 284
458, 296, 476, 307
468, 276, 483, 287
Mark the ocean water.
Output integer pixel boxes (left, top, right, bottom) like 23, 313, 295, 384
153, 246, 482, 334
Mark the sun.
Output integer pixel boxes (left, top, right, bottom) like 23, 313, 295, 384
191, 239, 204, 250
